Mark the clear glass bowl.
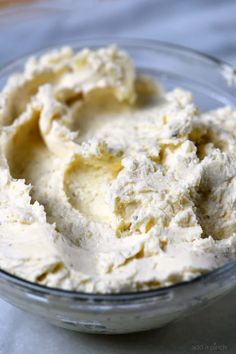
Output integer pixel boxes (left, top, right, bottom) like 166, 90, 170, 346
0, 38, 236, 334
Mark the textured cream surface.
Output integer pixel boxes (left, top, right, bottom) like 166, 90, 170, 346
0, 46, 236, 293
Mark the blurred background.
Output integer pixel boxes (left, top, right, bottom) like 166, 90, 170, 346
0, 0, 236, 66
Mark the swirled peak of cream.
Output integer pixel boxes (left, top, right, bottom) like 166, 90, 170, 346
0, 45, 236, 293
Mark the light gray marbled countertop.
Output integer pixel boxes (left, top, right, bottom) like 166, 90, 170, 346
0, 0, 236, 353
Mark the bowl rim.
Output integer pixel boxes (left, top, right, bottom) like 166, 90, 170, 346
0, 36, 234, 75
1, 259, 236, 301
0, 37, 236, 302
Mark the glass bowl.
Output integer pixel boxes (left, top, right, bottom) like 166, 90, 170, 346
0, 38, 236, 334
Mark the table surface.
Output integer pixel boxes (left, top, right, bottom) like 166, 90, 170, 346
0, 1, 236, 353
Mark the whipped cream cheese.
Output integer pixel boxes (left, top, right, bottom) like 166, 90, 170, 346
0, 46, 236, 293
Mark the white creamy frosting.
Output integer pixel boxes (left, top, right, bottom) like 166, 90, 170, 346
0, 46, 236, 293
